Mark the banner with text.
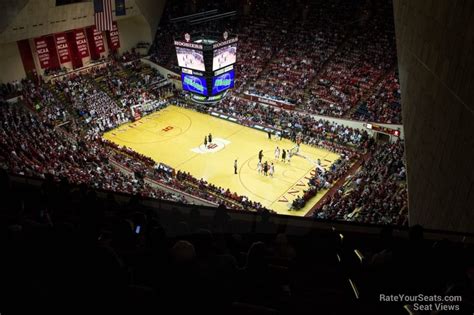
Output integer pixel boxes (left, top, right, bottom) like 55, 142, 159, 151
54, 33, 71, 64
34, 36, 59, 69
92, 27, 106, 54
74, 29, 89, 58
85, 26, 105, 60
107, 21, 120, 50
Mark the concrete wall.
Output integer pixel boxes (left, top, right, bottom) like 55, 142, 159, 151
394, 0, 474, 233
134, 0, 166, 43
0, 0, 165, 81
0, 0, 29, 35
117, 15, 151, 54
0, 0, 142, 44
0, 42, 26, 83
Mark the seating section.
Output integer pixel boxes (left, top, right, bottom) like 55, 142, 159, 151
210, 96, 370, 150
0, 105, 173, 200
351, 70, 402, 124
314, 141, 408, 225
0, 0, 409, 229
2, 2, 472, 314
149, 0, 402, 124
0, 173, 472, 314
305, 4, 397, 118
0, 53, 408, 223
0, 101, 274, 212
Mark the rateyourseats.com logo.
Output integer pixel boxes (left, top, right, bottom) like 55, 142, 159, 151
380, 294, 462, 312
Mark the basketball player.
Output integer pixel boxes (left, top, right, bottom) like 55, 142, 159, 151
258, 150, 264, 162
257, 160, 262, 174
269, 163, 275, 177
208, 133, 212, 144
234, 159, 238, 174
263, 161, 268, 176
274, 146, 280, 160
281, 149, 286, 163
204, 136, 208, 147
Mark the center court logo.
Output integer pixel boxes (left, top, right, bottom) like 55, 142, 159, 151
191, 138, 230, 154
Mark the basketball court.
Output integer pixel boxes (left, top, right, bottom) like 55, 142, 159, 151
103, 105, 340, 216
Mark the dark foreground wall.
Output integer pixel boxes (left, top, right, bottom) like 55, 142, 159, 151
393, 0, 474, 233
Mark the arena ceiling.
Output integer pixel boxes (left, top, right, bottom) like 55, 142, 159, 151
0, 0, 29, 34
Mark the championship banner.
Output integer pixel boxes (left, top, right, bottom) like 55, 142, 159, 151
107, 21, 120, 50
54, 33, 71, 63
74, 29, 90, 58
94, 27, 105, 53
34, 37, 50, 68
34, 36, 59, 69
84, 26, 106, 59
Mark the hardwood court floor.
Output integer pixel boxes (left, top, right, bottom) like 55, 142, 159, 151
103, 105, 340, 216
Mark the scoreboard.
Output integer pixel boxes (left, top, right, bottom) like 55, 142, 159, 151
175, 33, 238, 103
212, 69, 235, 94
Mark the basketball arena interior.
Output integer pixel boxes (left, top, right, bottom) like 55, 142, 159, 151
0, 0, 473, 313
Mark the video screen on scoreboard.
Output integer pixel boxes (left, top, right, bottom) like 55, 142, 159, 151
212, 44, 237, 71
176, 46, 205, 71
211, 70, 235, 95
181, 73, 208, 96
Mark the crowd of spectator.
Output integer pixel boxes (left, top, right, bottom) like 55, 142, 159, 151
59, 73, 127, 135
177, 95, 409, 225
247, 0, 359, 103
208, 96, 370, 151
103, 139, 270, 212
176, 171, 270, 213
0, 81, 22, 100
0, 105, 175, 202
118, 61, 174, 108
1, 34, 407, 225
0, 92, 277, 213
46, 58, 176, 139
314, 141, 407, 225
1, 168, 471, 314
292, 152, 357, 210
304, 2, 397, 118
19, 78, 70, 126
116, 49, 142, 63
149, 0, 402, 124
351, 70, 402, 124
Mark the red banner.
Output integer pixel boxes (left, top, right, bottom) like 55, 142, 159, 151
107, 21, 120, 50
66, 31, 84, 69
17, 39, 36, 78
92, 27, 105, 54
34, 36, 59, 69
74, 29, 89, 58
34, 37, 50, 68
54, 33, 71, 64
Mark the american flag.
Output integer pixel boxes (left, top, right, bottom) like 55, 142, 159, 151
94, 0, 113, 31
